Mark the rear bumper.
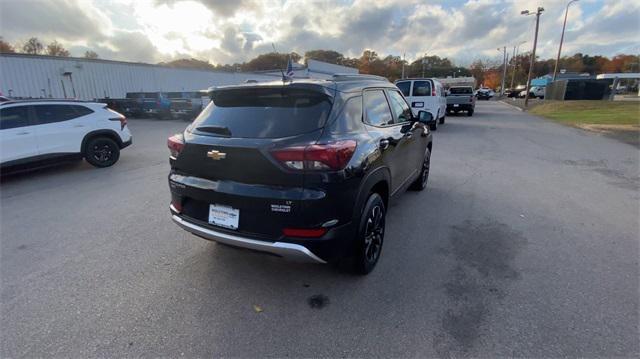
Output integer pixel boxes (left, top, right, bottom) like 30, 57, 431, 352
447, 104, 473, 110
120, 138, 132, 149
172, 214, 327, 264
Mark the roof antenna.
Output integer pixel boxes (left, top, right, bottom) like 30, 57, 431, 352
272, 43, 287, 83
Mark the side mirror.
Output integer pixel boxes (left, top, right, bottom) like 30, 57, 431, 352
417, 110, 433, 124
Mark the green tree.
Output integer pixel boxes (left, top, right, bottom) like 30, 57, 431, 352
84, 50, 99, 59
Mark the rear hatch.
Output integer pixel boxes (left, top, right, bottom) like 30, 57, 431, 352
170, 85, 334, 238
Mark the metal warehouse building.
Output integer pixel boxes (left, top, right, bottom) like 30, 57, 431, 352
0, 54, 357, 100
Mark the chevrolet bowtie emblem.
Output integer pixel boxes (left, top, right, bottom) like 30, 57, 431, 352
207, 150, 227, 160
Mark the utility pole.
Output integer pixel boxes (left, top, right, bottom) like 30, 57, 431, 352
510, 41, 526, 90
553, 0, 579, 81
500, 46, 507, 96
421, 53, 427, 78
522, 7, 544, 107
401, 52, 406, 79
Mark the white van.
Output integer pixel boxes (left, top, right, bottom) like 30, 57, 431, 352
395, 78, 447, 130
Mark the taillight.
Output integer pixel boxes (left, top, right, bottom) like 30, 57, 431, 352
167, 134, 185, 159
432, 88, 436, 96
283, 227, 327, 238
108, 116, 126, 130
170, 199, 182, 213
270, 140, 357, 171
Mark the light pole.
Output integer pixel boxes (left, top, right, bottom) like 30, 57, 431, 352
497, 46, 507, 96
510, 41, 526, 90
553, 0, 579, 81
421, 53, 427, 78
522, 7, 544, 107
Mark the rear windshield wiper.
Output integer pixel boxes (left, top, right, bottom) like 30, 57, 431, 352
196, 125, 232, 137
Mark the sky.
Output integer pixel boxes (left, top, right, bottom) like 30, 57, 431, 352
0, 0, 638, 66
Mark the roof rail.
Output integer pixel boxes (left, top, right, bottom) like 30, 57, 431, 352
331, 74, 389, 82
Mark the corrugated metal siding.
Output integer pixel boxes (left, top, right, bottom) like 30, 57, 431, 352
0, 55, 359, 100
0, 55, 281, 100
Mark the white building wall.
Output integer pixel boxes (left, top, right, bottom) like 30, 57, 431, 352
0, 55, 359, 100
0, 54, 280, 100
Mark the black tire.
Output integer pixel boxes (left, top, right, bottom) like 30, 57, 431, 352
84, 137, 120, 167
439, 115, 445, 124
467, 109, 474, 117
410, 149, 431, 191
429, 122, 437, 131
353, 193, 386, 275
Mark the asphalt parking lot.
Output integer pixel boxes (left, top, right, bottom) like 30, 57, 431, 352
1, 101, 638, 357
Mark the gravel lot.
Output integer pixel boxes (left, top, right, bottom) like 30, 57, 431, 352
1, 101, 638, 357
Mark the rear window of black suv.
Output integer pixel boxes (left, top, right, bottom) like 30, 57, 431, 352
191, 88, 332, 139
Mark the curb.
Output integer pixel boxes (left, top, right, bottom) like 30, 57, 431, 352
498, 100, 524, 112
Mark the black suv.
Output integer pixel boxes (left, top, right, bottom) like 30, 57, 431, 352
168, 75, 433, 274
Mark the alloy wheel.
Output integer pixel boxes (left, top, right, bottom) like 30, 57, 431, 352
363, 205, 384, 263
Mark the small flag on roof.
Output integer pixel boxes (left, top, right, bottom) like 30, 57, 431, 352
286, 56, 295, 77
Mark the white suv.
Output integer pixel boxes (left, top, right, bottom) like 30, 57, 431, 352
0, 100, 132, 171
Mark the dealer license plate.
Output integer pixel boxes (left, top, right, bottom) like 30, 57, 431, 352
208, 204, 239, 230
453, 104, 459, 107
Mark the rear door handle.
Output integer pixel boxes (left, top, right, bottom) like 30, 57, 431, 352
379, 139, 390, 150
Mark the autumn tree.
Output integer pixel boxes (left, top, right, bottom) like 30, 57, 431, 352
84, 50, 99, 59
0, 37, 15, 53
482, 70, 502, 89
304, 50, 344, 65
242, 52, 301, 71
358, 50, 378, 74
160, 58, 215, 70
46, 40, 70, 57
22, 37, 43, 55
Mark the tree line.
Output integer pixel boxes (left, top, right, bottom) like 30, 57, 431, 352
162, 49, 640, 89
0, 36, 98, 59
1, 37, 637, 89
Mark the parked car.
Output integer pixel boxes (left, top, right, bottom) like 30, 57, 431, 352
476, 88, 494, 100
505, 87, 525, 98
0, 99, 132, 172
167, 76, 434, 274
98, 97, 143, 118
167, 91, 205, 119
446, 86, 475, 116
530, 86, 545, 99
126, 92, 172, 119
394, 78, 446, 131
519, 86, 545, 99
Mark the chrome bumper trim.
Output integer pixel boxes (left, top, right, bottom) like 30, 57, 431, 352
171, 215, 326, 264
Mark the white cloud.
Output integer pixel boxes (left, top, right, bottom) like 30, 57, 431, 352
1, 0, 637, 66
